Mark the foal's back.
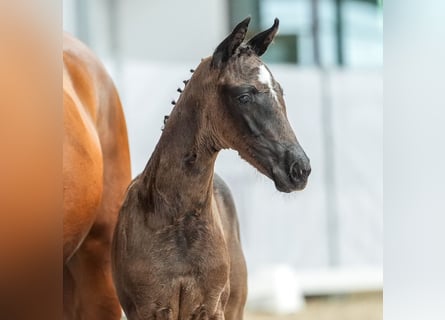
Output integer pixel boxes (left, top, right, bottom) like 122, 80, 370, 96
213, 174, 248, 320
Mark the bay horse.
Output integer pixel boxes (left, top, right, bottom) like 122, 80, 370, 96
63, 33, 131, 319
112, 17, 310, 320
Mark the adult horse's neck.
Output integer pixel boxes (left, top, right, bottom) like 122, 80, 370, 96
138, 68, 221, 220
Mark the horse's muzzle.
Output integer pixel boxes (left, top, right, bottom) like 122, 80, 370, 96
272, 149, 311, 193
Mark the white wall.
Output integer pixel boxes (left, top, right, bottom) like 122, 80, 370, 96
63, 0, 229, 63
120, 0, 228, 62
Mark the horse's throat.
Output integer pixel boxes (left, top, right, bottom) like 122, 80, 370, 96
141, 123, 218, 217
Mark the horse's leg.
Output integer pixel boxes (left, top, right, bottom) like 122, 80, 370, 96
68, 138, 130, 320
63, 267, 77, 319
67, 224, 122, 320
223, 253, 247, 320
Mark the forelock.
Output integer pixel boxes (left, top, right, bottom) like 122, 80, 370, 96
222, 47, 263, 81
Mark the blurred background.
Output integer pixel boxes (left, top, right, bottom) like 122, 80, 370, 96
63, 0, 382, 319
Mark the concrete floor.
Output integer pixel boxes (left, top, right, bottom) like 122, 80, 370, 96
245, 292, 382, 320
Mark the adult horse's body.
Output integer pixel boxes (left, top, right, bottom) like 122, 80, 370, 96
112, 18, 310, 320
63, 33, 131, 319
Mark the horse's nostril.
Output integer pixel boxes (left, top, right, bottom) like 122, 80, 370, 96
290, 162, 311, 181
289, 162, 301, 181
302, 167, 311, 179
297, 168, 303, 179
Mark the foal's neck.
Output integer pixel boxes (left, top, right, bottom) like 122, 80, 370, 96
139, 78, 220, 219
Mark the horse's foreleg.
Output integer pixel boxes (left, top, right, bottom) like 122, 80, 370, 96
63, 267, 77, 319
67, 231, 122, 320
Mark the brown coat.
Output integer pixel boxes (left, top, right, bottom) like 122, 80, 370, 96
63, 33, 131, 320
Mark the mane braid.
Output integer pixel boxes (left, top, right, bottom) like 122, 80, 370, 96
161, 65, 194, 130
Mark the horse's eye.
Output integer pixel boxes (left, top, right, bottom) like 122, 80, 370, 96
238, 94, 252, 105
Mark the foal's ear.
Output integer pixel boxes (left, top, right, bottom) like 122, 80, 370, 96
247, 18, 279, 56
211, 17, 251, 68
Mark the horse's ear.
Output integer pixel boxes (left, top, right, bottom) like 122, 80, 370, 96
247, 18, 279, 56
211, 17, 251, 68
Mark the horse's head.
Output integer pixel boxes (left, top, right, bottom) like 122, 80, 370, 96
189, 18, 310, 192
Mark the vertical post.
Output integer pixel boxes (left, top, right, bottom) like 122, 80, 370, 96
108, 0, 119, 57
335, 0, 344, 65
311, 0, 340, 267
311, 0, 321, 66
320, 71, 340, 268
107, 0, 123, 94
